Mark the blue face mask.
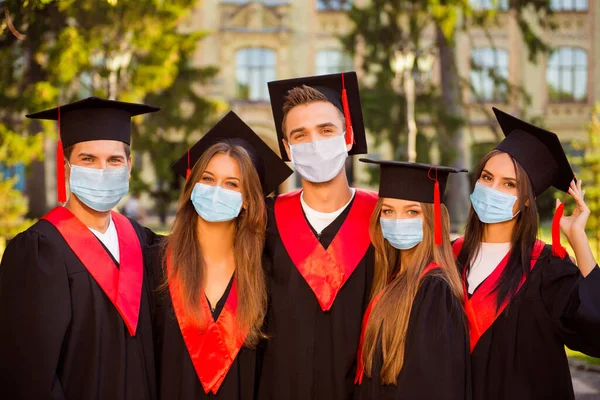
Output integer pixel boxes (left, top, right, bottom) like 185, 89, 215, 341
380, 218, 423, 250
191, 183, 243, 222
470, 181, 519, 224
69, 164, 129, 212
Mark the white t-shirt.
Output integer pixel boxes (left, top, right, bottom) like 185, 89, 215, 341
89, 217, 120, 263
467, 242, 511, 295
300, 188, 356, 235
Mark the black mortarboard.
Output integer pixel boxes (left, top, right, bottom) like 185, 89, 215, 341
26, 96, 160, 147
267, 72, 367, 161
360, 159, 467, 202
360, 159, 468, 245
26, 97, 159, 203
172, 111, 293, 196
492, 107, 575, 196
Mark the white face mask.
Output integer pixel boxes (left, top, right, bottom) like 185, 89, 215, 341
289, 135, 348, 183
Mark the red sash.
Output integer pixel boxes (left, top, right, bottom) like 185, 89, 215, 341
167, 258, 248, 395
274, 189, 378, 311
452, 237, 545, 352
354, 262, 440, 384
42, 206, 143, 336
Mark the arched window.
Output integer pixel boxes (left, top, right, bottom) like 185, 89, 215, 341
470, 48, 509, 102
547, 47, 587, 103
315, 50, 353, 75
236, 48, 276, 101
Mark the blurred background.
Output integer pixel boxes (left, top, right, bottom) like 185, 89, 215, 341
0, 0, 598, 256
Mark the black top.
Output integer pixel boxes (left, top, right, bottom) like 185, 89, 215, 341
172, 111, 293, 196
359, 159, 467, 203
26, 97, 160, 147
354, 273, 471, 400
0, 217, 159, 400
267, 72, 367, 161
492, 107, 575, 195
206, 275, 234, 321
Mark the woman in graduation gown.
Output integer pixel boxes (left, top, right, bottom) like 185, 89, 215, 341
455, 107, 600, 400
147, 112, 292, 399
354, 160, 471, 400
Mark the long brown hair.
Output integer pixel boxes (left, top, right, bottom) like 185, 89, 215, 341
363, 199, 464, 384
461, 149, 538, 309
163, 140, 267, 347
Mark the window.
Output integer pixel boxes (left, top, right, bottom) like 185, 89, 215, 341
547, 47, 587, 103
315, 50, 353, 75
470, 48, 509, 102
550, 0, 588, 11
316, 0, 352, 11
236, 48, 276, 102
0, 164, 26, 192
469, 0, 508, 10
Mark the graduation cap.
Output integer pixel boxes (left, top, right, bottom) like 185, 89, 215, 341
360, 159, 467, 245
268, 72, 367, 161
27, 97, 160, 203
172, 111, 293, 196
492, 107, 576, 258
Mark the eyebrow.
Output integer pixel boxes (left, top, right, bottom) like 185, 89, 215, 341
202, 170, 240, 181
482, 169, 516, 182
77, 153, 125, 160
288, 122, 338, 137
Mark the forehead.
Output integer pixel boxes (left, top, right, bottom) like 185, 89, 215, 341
72, 140, 127, 155
483, 152, 516, 178
382, 197, 420, 208
285, 101, 341, 129
205, 153, 241, 176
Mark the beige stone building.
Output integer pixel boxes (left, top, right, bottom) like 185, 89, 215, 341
181, 0, 599, 192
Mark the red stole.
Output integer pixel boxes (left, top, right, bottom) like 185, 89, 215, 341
42, 206, 143, 336
167, 258, 248, 395
452, 237, 545, 353
274, 189, 378, 311
354, 262, 440, 384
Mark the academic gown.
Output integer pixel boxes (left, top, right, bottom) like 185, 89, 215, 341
454, 238, 600, 400
0, 209, 158, 400
353, 272, 471, 400
258, 190, 377, 400
148, 243, 259, 400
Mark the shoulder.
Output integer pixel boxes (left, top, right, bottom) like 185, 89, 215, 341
417, 270, 462, 313
6, 219, 62, 250
535, 243, 580, 281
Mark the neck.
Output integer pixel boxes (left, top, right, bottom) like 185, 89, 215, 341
482, 219, 516, 243
66, 195, 111, 232
196, 218, 236, 264
301, 168, 352, 213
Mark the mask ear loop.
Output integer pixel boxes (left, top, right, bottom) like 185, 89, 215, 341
428, 167, 442, 246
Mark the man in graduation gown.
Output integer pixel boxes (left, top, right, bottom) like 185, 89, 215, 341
0, 97, 160, 400
257, 72, 378, 400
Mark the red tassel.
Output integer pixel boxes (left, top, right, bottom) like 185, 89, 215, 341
56, 106, 67, 203
433, 180, 442, 246
552, 202, 567, 259
185, 149, 191, 180
341, 73, 354, 146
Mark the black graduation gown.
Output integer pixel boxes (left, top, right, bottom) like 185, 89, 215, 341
258, 195, 375, 400
458, 243, 600, 400
148, 243, 258, 400
0, 217, 158, 400
354, 273, 471, 400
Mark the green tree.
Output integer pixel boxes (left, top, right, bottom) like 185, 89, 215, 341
341, 0, 554, 229
0, 0, 218, 227
570, 103, 600, 257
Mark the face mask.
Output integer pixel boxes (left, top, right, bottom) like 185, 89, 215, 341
69, 164, 129, 212
380, 218, 423, 250
191, 183, 243, 222
290, 135, 348, 183
470, 181, 519, 224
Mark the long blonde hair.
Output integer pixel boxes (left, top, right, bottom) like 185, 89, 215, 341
163, 140, 267, 347
362, 199, 464, 384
